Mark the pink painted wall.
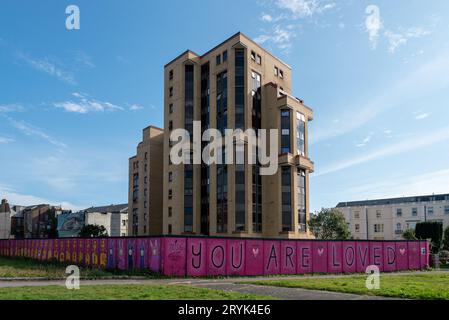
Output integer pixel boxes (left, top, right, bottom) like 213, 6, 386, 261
0, 238, 429, 277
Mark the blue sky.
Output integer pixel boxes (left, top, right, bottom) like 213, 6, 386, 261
0, 0, 448, 212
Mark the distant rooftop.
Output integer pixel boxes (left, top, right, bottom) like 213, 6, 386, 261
336, 193, 449, 208
84, 204, 128, 214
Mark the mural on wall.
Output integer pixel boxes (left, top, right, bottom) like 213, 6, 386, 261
57, 211, 85, 238
0, 237, 429, 277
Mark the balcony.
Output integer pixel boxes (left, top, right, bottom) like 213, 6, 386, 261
295, 155, 314, 173
395, 230, 403, 235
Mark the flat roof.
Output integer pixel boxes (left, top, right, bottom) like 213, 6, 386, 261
164, 31, 291, 70
336, 193, 449, 208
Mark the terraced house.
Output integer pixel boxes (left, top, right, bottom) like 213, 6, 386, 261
337, 193, 449, 240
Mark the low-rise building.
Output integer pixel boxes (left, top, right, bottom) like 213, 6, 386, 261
84, 204, 128, 237
336, 193, 449, 240
0, 199, 11, 239
23, 205, 64, 239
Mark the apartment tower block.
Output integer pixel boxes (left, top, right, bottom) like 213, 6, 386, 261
163, 32, 314, 239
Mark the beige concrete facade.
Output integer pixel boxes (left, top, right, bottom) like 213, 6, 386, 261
128, 126, 164, 236
163, 32, 314, 239
337, 194, 449, 240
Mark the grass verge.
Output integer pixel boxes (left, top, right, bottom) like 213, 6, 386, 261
0, 256, 163, 279
0, 284, 275, 300
244, 273, 449, 300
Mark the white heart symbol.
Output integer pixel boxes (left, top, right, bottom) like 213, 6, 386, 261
400, 248, 406, 256
318, 247, 324, 256
252, 247, 259, 258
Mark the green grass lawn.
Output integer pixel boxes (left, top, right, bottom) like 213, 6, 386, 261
245, 273, 449, 300
0, 284, 274, 300
0, 256, 161, 279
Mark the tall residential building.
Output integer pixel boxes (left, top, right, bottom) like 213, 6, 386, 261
128, 126, 164, 236
336, 193, 449, 240
163, 32, 314, 239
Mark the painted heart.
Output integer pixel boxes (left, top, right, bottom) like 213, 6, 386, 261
318, 247, 324, 256
252, 247, 259, 258
400, 248, 406, 256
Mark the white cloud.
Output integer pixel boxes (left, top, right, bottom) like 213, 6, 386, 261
261, 14, 274, 22
0, 184, 84, 211
384, 27, 431, 54
414, 112, 429, 120
255, 25, 297, 53
129, 104, 144, 111
0, 104, 24, 113
6, 116, 66, 149
356, 132, 374, 148
0, 136, 13, 144
340, 168, 449, 203
365, 5, 382, 49
274, 0, 335, 18
16, 51, 76, 84
315, 125, 449, 177
311, 50, 449, 144
54, 92, 124, 114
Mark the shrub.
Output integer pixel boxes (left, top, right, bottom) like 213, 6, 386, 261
415, 221, 443, 254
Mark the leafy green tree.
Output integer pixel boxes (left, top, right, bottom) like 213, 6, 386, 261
443, 226, 449, 251
402, 229, 417, 240
308, 208, 351, 240
78, 224, 108, 238
415, 221, 443, 254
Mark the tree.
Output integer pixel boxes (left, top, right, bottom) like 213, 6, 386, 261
402, 229, 417, 240
443, 226, 449, 251
415, 221, 443, 254
78, 224, 108, 238
308, 208, 351, 240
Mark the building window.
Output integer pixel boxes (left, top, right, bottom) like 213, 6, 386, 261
235, 164, 245, 232
132, 173, 139, 202
274, 66, 279, 76
168, 207, 172, 217
297, 169, 306, 232
355, 224, 360, 232
216, 54, 221, 65
374, 224, 384, 233
184, 165, 193, 233
185, 64, 194, 137
281, 109, 291, 154
216, 70, 228, 135
296, 112, 305, 156
396, 208, 402, 217
396, 223, 402, 231
144, 176, 147, 185
216, 148, 228, 233
279, 69, 284, 79
144, 152, 148, 160
169, 86, 173, 97
201, 63, 210, 235
412, 207, 418, 216
445, 206, 449, 214
251, 51, 256, 61
354, 211, 360, 219
122, 220, 126, 226
169, 120, 173, 131
223, 50, 228, 62
256, 54, 262, 65
168, 224, 172, 235
144, 188, 147, 197
169, 70, 173, 80
376, 210, 382, 219
428, 207, 434, 215
168, 172, 173, 182
168, 189, 172, 200
144, 201, 147, 209
144, 163, 147, 172
281, 166, 292, 232
169, 103, 173, 114
235, 49, 245, 130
